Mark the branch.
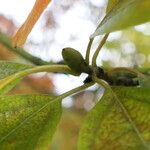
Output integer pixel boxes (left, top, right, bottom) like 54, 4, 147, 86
0, 32, 51, 65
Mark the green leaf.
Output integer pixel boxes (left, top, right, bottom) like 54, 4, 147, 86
0, 61, 32, 79
0, 63, 73, 95
0, 78, 21, 95
78, 87, 150, 150
0, 61, 32, 95
106, 0, 119, 13
91, 0, 150, 37
0, 94, 62, 150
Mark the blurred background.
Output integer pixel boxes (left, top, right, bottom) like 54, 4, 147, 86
0, 0, 150, 149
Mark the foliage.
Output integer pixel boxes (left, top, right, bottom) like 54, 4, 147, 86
78, 87, 150, 149
92, 0, 150, 37
0, 95, 62, 150
0, 0, 150, 149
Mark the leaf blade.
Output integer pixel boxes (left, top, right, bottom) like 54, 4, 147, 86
106, 0, 120, 13
0, 61, 32, 95
91, 0, 150, 37
77, 90, 113, 150
0, 61, 32, 79
0, 94, 62, 150
78, 87, 150, 149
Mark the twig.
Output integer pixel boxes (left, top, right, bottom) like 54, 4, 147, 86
0, 32, 51, 65
92, 34, 109, 67
85, 38, 94, 65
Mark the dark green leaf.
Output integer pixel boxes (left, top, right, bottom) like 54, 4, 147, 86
78, 87, 150, 150
91, 0, 150, 37
0, 94, 62, 150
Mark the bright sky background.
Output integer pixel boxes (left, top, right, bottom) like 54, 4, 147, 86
0, 0, 149, 100
0, 0, 35, 24
0, 0, 105, 97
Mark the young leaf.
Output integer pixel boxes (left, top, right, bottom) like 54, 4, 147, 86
78, 87, 150, 149
0, 94, 62, 150
91, 0, 150, 37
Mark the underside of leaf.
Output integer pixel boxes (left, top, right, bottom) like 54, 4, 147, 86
0, 94, 62, 150
78, 87, 150, 150
91, 0, 150, 37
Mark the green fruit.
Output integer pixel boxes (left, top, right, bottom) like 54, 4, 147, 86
62, 47, 91, 74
